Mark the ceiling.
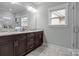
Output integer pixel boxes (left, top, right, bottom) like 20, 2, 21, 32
0, 2, 43, 14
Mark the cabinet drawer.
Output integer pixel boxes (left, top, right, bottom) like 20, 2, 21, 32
0, 40, 14, 56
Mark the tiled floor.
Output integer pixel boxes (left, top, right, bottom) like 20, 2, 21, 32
26, 43, 73, 56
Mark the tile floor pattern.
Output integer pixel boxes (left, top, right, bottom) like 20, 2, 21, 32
26, 43, 73, 56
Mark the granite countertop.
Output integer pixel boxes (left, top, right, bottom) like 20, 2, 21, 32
0, 30, 43, 36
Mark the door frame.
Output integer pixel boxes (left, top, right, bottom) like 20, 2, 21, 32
72, 2, 79, 55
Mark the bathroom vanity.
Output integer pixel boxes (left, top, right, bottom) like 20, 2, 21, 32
0, 30, 43, 56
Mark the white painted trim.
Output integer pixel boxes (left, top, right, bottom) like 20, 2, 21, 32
48, 3, 69, 27
43, 42, 73, 55
43, 42, 72, 50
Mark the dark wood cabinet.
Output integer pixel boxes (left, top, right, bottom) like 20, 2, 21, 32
14, 34, 27, 56
34, 31, 43, 48
0, 31, 43, 56
26, 33, 35, 53
0, 36, 14, 56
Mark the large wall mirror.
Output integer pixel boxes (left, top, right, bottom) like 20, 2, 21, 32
0, 2, 33, 32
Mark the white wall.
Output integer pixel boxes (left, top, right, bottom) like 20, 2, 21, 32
34, 2, 73, 49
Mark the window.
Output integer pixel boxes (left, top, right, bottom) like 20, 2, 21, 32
21, 17, 28, 26
48, 4, 68, 25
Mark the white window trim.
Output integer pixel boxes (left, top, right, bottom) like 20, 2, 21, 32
48, 3, 69, 27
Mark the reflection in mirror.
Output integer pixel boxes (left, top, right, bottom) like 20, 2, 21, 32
21, 17, 29, 31
0, 11, 15, 32
0, 2, 37, 32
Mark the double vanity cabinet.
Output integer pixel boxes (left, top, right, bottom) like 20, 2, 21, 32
0, 31, 43, 56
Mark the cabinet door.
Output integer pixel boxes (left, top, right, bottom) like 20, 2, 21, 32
14, 34, 27, 56
26, 33, 35, 52
35, 31, 43, 48
0, 40, 14, 56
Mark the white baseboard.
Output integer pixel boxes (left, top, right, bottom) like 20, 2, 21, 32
43, 42, 73, 55
43, 42, 79, 56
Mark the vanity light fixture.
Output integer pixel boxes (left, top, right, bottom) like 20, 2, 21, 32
27, 6, 37, 13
